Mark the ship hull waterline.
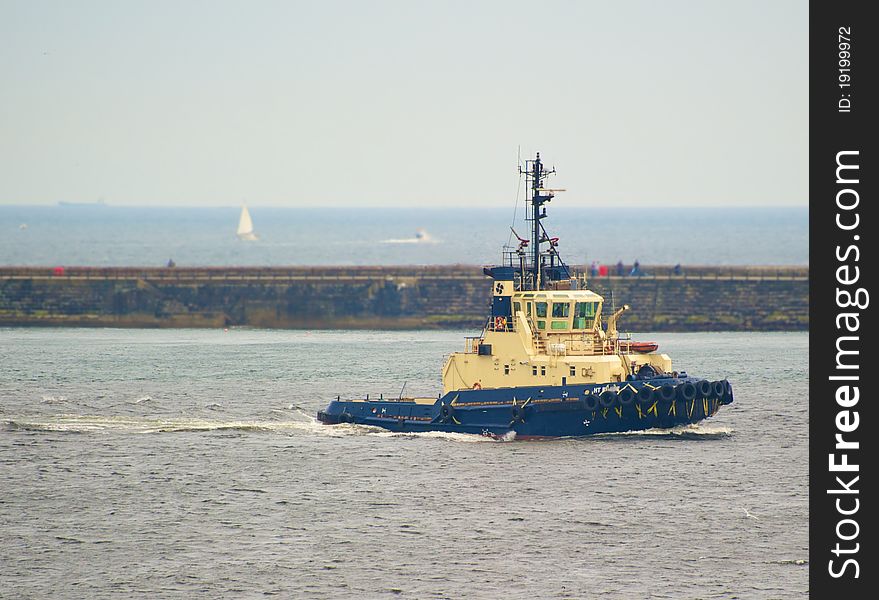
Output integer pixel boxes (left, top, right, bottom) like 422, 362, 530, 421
317, 378, 733, 439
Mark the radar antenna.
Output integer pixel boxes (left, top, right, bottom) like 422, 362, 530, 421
519, 152, 566, 290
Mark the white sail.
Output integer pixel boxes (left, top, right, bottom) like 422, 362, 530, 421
236, 205, 258, 240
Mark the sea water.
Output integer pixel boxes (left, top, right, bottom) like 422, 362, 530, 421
0, 328, 807, 598
0, 206, 807, 267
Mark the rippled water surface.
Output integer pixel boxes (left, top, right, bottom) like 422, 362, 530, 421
1, 329, 807, 599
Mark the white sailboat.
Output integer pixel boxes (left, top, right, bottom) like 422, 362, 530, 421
236, 205, 258, 241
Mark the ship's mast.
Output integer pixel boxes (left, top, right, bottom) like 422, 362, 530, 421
521, 152, 555, 290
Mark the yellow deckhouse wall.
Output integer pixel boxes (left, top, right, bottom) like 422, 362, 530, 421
441, 287, 672, 393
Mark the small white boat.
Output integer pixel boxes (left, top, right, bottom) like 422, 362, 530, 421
382, 228, 434, 244
236, 205, 258, 241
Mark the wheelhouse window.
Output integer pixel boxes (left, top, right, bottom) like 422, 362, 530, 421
551, 302, 570, 318
535, 302, 548, 318
573, 301, 598, 329
575, 302, 597, 318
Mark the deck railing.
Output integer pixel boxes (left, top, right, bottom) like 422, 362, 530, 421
464, 336, 482, 353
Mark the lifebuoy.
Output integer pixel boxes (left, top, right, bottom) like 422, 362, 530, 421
494, 316, 507, 331
472, 382, 482, 390
599, 390, 617, 408
660, 384, 676, 402
676, 382, 697, 401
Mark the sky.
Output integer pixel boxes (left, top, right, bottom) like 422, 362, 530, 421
0, 0, 808, 208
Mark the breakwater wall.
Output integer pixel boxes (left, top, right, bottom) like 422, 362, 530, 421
0, 265, 809, 331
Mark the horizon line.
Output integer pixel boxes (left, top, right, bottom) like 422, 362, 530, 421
0, 202, 809, 210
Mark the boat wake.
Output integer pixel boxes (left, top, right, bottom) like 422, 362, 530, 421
5, 411, 724, 442
380, 229, 437, 244
303, 419, 513, 443
2, 414, 320, 435
371, 429, 515, 443
2, 411, 512, 442
599, 423, 733, 439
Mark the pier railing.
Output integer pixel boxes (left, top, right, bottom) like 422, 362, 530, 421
0, 265, 809, 282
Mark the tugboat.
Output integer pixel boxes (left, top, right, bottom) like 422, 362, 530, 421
317, 153, 733, 438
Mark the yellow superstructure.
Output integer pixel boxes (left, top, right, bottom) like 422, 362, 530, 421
441, 280, 672, 394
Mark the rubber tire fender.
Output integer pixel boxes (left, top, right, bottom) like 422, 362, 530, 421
696, 380, 712, 398
660, 384, 676, 402
676, 382, 697, 402
711, 381, 725, 400
618, 387, 635, 406
599, 390, 617, 409
583, 395, 599, 411
637, 386, 655, 404
721, 380, 734, 404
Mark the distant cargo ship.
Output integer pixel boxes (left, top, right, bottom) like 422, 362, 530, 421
58, 200, 107, 207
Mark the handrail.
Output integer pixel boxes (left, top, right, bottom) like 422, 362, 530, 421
485, 315, 515, 333
0, 265, 810, 282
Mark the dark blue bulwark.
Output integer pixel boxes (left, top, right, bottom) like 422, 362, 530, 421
316, 378, 734, 438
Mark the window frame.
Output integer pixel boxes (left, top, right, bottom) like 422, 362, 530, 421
551, 302, 571, 318
535, 302, 548, 318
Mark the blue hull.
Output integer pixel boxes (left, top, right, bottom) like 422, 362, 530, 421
317, 377, 733, 438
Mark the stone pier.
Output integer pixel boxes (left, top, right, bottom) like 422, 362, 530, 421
0, 265, 808, 331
